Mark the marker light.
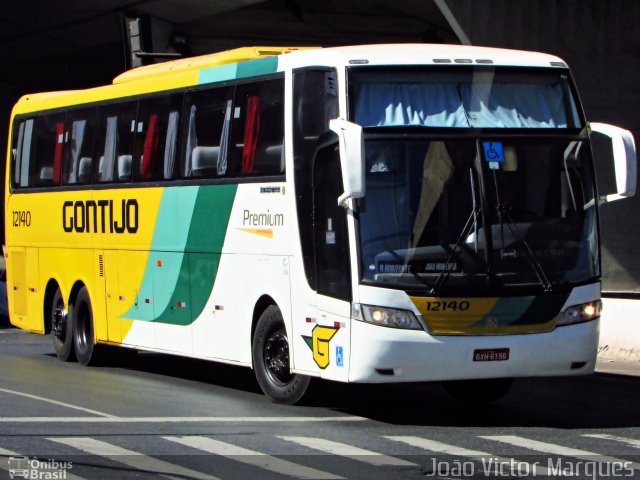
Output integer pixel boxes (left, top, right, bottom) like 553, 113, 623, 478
558, 300, 602, 326
356, 304, 422, 330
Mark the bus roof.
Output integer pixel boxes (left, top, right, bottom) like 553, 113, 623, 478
11, 44, 568, 115
112, 46, 316, 84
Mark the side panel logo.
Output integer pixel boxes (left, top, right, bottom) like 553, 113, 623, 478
302, 325, 339, 369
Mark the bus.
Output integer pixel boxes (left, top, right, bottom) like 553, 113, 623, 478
5, 44, 636, 404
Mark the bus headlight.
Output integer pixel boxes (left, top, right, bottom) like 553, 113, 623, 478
356, 304, 422, 330
558, 300, 602, 326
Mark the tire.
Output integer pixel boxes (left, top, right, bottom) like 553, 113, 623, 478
51, 288, 75, 362
72, 286, 101, 366
252, 305, 311, 404
443, 378, 514, 404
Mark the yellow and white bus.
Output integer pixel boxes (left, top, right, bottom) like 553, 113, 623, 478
5, 44, 636, 404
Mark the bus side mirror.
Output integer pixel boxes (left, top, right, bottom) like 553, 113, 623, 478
329, 118, 365, 207
590, 122, 637, 203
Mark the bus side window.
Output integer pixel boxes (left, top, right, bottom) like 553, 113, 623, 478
181, 86, 233, 179
10, 118, 36, 189
228, 77, 285, 177
135, 93, 183, 182
95, 101, 138, 183
62, 107, 96, 185
32, 112, 67, 187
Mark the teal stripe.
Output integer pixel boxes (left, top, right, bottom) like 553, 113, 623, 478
198, 56, 278, 85
121, 187, 199, 321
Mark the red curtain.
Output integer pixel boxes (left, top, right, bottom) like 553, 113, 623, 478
53, 122, 64, 185
141, 114, 158, 179
242, 96, 260, 175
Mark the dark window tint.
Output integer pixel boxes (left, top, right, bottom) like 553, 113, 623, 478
229, 78, 285, 177
135, 94, 182, 181
32, 113, 67, 187
181, 87, 233, 178
96, 102, 138, 183
292, 68, 339, 290
10, 118, 36, 188
314, 142, 351, 301
63, 108, 96, 185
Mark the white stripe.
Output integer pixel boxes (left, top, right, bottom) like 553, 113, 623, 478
279, 436, 416, 467
385, 436, 550, 476
481, 435, 640, 470
0, 415, 365, 423
583, 433, 640, 449
0, 388, 115, 417
165, 435, 343, 480
0, 446, 85, 480
48, 437, 218, 480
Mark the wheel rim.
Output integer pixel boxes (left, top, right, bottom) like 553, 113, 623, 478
51, 298, 67, 341
263, 329, 293, 385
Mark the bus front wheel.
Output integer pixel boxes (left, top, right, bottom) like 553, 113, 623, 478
72, 286, 101, 366
51, 288, 74, 362
252, 305, 311, 404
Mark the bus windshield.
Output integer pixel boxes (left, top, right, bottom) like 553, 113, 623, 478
351, 67, 583, 129
357, 136, 598, 293
350, 66, 596, 294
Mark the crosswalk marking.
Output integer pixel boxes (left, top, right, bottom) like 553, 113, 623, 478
481, 435, 640, 470
48, 437, 218, 480
165, 435, 344, 479
278, 436, 417, 467
384, 435, 550, 476
0, 446, 85, 480
583, 433, 640, 449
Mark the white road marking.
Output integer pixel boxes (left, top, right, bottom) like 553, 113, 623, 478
0, 415, 366, 423
385, 435, 550, 476
48, 437, 218, 480
481, 435, 640, 470
583, 433, 640, 449
165, 435, 344, 479
0, 388, 115, 417
279, 436, 416, 467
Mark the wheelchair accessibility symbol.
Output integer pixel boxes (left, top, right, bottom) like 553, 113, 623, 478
483, 141, 504, 162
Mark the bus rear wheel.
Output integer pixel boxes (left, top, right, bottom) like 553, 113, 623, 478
51, 288, 74, 362
72, 286, 101, 366
252, 305, 311, 404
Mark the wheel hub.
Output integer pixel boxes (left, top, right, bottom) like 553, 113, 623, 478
52, 305, 67, 340
264, 331, 293, 385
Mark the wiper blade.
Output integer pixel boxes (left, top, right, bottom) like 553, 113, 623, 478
498, 205, 553, 292
429, 205, 481, 295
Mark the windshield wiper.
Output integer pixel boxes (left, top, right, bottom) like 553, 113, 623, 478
429, 205, 482, 295
430, 167, 484, 295
496, 203, 553, 292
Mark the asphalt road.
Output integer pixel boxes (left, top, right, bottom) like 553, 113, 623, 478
1, 320, 639, 480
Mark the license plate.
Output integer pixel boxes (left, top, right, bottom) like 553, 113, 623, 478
473, 348, 510, 362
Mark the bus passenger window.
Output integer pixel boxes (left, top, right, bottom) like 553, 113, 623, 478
181, 87, 233, 179
10, 118, 35, 189
229, 77, 285, 177
62, 108, 96, 185
32, 113, 66, 187
135, 94, 183, 181
96, 102, 138, 183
